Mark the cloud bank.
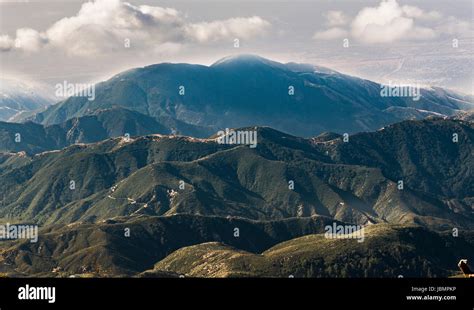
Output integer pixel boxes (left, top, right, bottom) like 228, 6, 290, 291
313, 0, 470, 44
0, 0, 271, 56
351, 0, 437, 43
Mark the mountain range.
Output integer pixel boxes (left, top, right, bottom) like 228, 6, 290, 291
26, 55, 473, 138
0, 55, 473, 278
0, 118, 472, 231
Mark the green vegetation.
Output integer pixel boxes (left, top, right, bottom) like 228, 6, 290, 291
0, 119, 472, 231
149, 224, 474, 278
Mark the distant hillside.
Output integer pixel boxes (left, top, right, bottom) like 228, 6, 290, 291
30, 55, 473, 137
0, 108, 212, 154
0, 78, 54, 122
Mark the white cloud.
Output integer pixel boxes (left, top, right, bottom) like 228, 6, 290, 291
313, 27, 348, 40
186, 16, 270, 43
1, 0, 271, 56
401, 5, 441, 21
325, 11, 348, 27
15, 28, 47, 52
351, 0, 437, 43
312, 0, 443, 44
0, 35, 14, 51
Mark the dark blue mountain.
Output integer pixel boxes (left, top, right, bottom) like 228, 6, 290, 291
32, 54, 473, 137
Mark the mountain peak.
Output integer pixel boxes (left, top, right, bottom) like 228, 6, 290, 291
211, 54, 283, 68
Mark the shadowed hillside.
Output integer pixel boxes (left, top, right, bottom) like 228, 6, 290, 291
0, 214, 342, 277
